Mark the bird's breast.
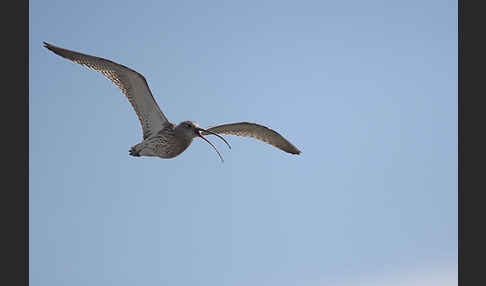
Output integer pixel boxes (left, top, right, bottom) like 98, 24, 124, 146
148, 133, 193, 158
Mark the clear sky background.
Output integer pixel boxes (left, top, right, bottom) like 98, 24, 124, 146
30, 1, 457, 285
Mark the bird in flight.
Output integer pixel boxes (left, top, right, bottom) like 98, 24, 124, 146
43, 42, 301, 162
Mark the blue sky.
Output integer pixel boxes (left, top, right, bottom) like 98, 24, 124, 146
30, 1, 457, 285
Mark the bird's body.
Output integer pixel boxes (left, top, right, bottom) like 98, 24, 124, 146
44, 42, 301, 162
130, 123, 185, 158
130, 121, 195, 159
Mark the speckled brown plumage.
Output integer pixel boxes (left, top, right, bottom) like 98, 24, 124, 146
43, 42, 168, 140
202, 122, 301, 155
44, 42, 301, 161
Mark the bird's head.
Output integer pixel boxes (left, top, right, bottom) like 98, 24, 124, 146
176, 121, 231, 162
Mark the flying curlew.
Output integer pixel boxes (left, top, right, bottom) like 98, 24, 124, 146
43, 42, 301, 162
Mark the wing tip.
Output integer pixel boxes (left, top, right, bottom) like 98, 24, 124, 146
43, 41, 58, 53
282, 144, 301, 155
290, 148, 301, 155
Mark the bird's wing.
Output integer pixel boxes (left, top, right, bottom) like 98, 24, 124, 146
201, 122, 301, 155
43, 42, 169, 140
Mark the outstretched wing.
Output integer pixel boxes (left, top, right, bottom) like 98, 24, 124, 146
44, 42, 169, 140
201, 122, 301, 155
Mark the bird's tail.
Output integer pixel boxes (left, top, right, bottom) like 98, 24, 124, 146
129, 144, 141, 157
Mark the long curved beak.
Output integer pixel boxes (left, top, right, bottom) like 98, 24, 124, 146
196, 128, 231, 150
195, 128, 231, 163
